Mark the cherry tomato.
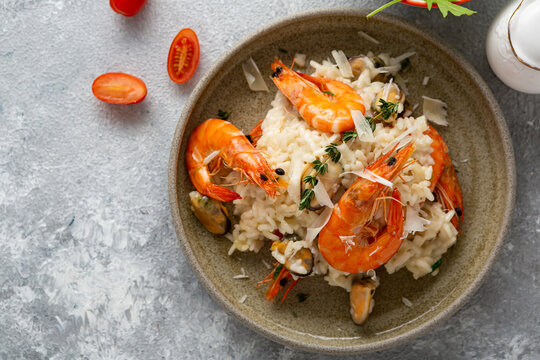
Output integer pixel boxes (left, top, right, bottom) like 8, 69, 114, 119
110, 0, 147, 17
167, 28, 200, 84
92, 73, 147, 105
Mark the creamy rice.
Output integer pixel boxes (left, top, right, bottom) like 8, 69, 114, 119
224, 52, 458, 290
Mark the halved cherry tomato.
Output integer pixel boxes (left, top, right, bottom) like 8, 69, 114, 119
167, 28, 200, 84
92, 73, 147, 105
110, 0, 147, 17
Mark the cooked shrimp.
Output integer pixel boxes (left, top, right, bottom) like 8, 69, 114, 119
186, 118, 279, 202
271, 59, 365, 133
318, 143, 415, 273
425, 125, 464, 230
248, 118, 264, 146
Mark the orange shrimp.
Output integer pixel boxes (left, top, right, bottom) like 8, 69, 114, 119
185, 118, 279, 202
318, 143, 415, 273
425, 125, 464, 230
271, 59, 365, 133
248, 119, 264, 146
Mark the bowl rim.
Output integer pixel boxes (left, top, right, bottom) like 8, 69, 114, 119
168, 7, 516, 354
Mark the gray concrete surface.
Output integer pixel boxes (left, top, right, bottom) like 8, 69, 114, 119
0, 0, 538, 359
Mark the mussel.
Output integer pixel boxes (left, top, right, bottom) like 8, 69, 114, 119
350, 278, 377, 325
189, 191, 230, 235
271, 239, 314, 277
372, 82, 406, 122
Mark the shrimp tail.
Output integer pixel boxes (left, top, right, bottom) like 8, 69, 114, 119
205, 183, 242, 202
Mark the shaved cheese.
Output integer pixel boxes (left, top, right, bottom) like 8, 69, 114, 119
340, 169, 393, 188
422, 96, 448, 126
381, 78, 394, 102
358, 30, 380, 44
339, 236, 356, 254
294, 53, 306, 67
381, 123, 418, 154
360, 169, 393, 188
422, 76, 430, 86
305, 207, 333, 245
394, 51, 416, 64
203, 150, 220, 165
262, 259, 272, 269
242, 57, 269, 92
376, 64, 401, 74
313, 180, 334, 208
351, 110, 374, 142
404, 206, 431, 235
331, 50, 354, 78
239, 295, 248, 303
287, 155, 303, 203
402, 297, 413, 307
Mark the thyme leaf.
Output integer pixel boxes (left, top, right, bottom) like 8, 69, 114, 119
324, 143, 341, 163
378, 99, 400, 120
322, 90, 335, 96
431, 258, 442, 272
343, 130, 358, 142
299, 189, 315, 211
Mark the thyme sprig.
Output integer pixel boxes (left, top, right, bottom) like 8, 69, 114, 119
217, 109, 231, 120
324, 143, 341, 163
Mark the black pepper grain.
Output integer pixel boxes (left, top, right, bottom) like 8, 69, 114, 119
275, 168, 285, 175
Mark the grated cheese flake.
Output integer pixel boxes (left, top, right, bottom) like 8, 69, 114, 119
331, 50, 354, 78
423, 96, 448, 126
242, 57, 269, 92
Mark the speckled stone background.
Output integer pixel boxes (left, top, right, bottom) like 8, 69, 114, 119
0, 1, 538, 359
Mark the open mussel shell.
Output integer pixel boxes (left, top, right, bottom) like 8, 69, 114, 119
350, 278, 377, 325
272, 239, 314, 277
189, 191, 231, 235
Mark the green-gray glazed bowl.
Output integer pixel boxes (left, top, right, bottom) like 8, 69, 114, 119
168, 8, 515, 354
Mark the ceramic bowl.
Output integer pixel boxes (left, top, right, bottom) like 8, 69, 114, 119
168, 8, 515, 354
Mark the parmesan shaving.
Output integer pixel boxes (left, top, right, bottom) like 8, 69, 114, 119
358, 30, 380, 44
313, 180, 334, 208
294, 53, 306, 67
351, 110, 374, 142
404, 206, 431, 235
242, 57, 269, 92
340, 169, 393, 188
381, 78, 394, 102
203, 150, 220, 165
394, 51, 416, 64
422, 76, 430, 86
239, 295, 248, 304
339, 235, 356, 254
381, 123, 419, 154
305, 207, 333, 244
376, 64, 401, 74
422, 96, 448, 126
402, 297, 413, 308
331, 50, 354, 78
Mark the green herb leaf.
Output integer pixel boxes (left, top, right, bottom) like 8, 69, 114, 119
324, 143, 341, 163
297, 293, 309, 303
217, 109, 231, 120
343, 130, 358, 142
322, 90, 335, 96
435, 0, 476, 17
292, 311, 298, 318
378, 99, 400, 120
299, 188, 315, 210
278, 47, 288, 54
431, 258, 442, 272
312, 159, 328, 175
273, 264, 283, 280
302, 175, 319, 187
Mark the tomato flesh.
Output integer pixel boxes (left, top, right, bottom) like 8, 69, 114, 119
167, 28, 200, 84
92, 73, 147, 105
110, 0, 147, 17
